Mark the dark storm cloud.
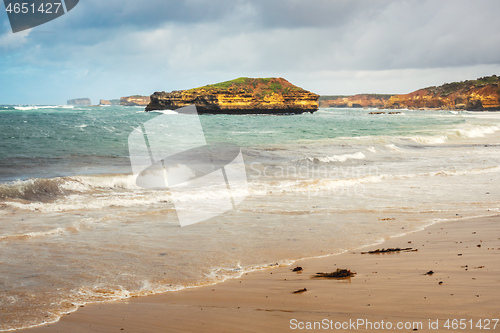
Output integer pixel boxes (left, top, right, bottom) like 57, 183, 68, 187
249, 0, 390, 29
1, 0, 500, 103
48, 0, 390, 31
40, 0, 499, 71
64, 0, 243, 30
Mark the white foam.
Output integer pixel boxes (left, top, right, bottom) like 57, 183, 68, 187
428, 166, 500, 177
5, 191, 173, 212
65, 175, 141, 191
304, 151, 366, 163
454, 124, 500, 138
462, 111, 500, 119
404, 124, 500, 145
407, 135, 448, 144
0, 228, 64, 241
378, 165, 500, 181
251, 174, 383, 195
13, 105, 73, 111
149, 109, 179, 115
14, 106, 39, 110
385, 143, 403, 151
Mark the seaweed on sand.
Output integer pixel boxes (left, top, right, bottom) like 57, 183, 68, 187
292, 288, 307, 294
361, 247, 417, 254
314, 269, 356, 279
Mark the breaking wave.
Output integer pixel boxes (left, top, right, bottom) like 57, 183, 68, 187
299, 151, 366, 163
404, 124, 500, 145
0, 174, 141, 202
13, 105, 74, 111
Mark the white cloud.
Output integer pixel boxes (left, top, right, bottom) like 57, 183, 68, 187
0, 29, 30, 50
295, 64, 500, 95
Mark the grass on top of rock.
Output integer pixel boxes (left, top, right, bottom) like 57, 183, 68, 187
425, 75, 500, 96
201, 77, 255, 90
186, 77, 305, 96
191, 77, 271, 91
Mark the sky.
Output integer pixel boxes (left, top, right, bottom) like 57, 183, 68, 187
1, 0, 500, 105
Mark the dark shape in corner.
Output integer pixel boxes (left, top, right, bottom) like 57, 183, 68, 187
64, 0, 79, 11
4, 0, 79, 33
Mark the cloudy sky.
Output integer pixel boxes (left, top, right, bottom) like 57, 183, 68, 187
1, 0, 500, 105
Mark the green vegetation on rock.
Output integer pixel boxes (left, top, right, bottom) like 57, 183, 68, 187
427, 75, 500, 96
187, 77, 303, 95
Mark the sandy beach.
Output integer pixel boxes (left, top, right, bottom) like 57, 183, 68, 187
24, 214, 499, 333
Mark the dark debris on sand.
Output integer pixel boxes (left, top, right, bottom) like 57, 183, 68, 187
361, 247, 417, 254
314, 269, 356, 279
292, 288, 307, 294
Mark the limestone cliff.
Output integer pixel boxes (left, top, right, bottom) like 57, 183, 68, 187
385, 76, 500, 111
319, 94, 394, 108
99, 99, 111, 106
145, 77, 319, 114
120, 95, 151, 106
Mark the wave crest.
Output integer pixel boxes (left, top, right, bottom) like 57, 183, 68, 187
0, 174, 141, 203
299, 151, 366, 164
0, 178, 71, 202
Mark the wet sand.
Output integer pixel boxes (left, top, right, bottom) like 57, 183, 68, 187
26, 215, 500, 332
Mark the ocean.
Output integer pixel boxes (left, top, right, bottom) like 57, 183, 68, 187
1, 105, 499, 331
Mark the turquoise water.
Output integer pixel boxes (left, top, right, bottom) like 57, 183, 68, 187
0, 106, 499, 331
0, 105, 464, 182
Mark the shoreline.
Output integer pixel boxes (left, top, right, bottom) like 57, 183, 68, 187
24, 214, 500, 332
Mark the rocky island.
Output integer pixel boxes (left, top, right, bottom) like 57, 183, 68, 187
145, 77, 319, 114
385, 75, 500, 111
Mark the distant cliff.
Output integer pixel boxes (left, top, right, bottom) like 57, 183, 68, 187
120, 95, 150, 106
68, 98, 91, 106
385, 75, 500, 111
319, 94, 394, 108
145, 77, 319, 114
99, 99, 120, 106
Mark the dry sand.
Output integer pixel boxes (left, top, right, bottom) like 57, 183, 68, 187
26, 215, 500, 332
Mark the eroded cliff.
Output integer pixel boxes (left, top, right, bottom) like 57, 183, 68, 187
99, 100, 111, 106
145, 77, 319, 114
385, 76, 500, 111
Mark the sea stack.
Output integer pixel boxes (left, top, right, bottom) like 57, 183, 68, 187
99, 99, 112, 106
145, 77, 319, 114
